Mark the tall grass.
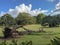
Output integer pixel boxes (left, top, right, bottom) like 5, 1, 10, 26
0, 39, 32, 45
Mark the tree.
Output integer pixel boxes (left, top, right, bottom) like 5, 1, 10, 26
29, 16, 36, 24
42, 16, 59, 27
16, 13, 36, 25
55, 14, 60, 24
36, 13, 45, 24
1, 14, 14, 26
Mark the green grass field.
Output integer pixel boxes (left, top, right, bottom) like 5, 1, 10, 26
0, 24, 60, 45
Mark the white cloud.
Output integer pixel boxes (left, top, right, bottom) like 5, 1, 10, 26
30, 8, 48, 16
55, 2, 60, 10
0, 11, 6, 17
0, 4, 48, 17
46, 0, 54, 2
49, 1, 60, 16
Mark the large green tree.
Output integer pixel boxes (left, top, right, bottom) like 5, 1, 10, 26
1, 14, 14, 26
42, 16, 59, 27
16, 13, 36, 25
36, 13, 45, 24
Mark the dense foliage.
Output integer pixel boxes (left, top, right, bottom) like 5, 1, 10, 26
0, 12, 60, 27
0, 14, 14, 26
16, 13, 36, 25
41, 15, 60, 27
36, 13, 45, 24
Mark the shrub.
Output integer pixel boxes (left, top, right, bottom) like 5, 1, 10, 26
49, 36, 60, 45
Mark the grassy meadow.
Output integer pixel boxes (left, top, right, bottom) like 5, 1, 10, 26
0, 24, 60, 45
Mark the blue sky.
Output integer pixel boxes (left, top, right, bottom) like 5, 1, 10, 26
0, 0, 60, 16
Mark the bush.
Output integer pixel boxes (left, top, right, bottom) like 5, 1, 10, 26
49, 36, 60, 45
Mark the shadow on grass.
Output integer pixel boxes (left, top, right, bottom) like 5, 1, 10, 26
28, 32, 60, 36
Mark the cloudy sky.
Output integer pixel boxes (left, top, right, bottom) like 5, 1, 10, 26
0, 0, 60, 17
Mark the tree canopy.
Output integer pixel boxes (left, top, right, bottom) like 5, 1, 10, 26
41, 15, 60, 27
0, 12, 60, 28
0, 14, 14, 26
16, 13, 36, 25
36, 13, 45, 24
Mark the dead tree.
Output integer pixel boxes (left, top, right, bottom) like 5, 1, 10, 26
3, 27, 12, 38
3, 25, 23, 38
11, 25, 23, 38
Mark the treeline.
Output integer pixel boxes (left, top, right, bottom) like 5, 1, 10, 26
0, 12, 60, 27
